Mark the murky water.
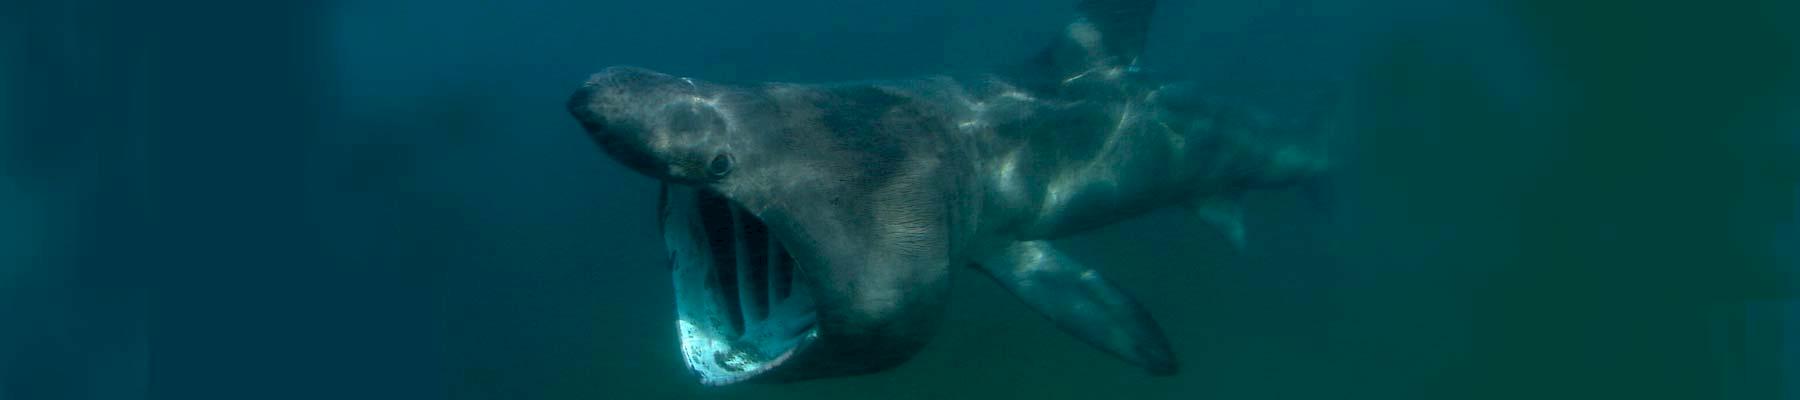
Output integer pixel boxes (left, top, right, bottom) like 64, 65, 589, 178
3, 0, 1796, 399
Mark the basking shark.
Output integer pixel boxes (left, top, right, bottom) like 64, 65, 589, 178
567, 0, 1328, 385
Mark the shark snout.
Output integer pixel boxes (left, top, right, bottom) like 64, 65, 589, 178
569, 66, 742, 184
566, 82, 605, 131
568, 82, 666, 180
566, 66, 681, 134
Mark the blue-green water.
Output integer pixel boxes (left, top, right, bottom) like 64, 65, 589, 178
3, 1, 1797, 399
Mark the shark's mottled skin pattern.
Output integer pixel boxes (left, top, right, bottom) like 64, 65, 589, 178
567, 0, 1328, 385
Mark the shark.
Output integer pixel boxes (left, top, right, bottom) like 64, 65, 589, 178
566, 0, 1330, 385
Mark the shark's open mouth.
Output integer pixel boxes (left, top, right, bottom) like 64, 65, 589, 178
662, 185, 819, 385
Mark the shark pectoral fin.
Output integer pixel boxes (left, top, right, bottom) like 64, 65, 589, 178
1190, 194, 1246, 251
976, 241, 1177, 375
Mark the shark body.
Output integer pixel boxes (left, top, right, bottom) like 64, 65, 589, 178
567, 0, 1328, 385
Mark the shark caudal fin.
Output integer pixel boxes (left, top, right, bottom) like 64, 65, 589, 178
1261, 86, 1342, 222
1184, 109, 1337, 251
1012, 0, 1158, 95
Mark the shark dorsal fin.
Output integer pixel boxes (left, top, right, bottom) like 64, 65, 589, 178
1075, 0, 1157, 68
1013, 0, 1158, 95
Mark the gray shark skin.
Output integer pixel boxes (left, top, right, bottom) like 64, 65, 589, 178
567, 0, 1328, 385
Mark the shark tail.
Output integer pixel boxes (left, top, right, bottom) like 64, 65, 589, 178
1189, 89, 1343, 250
1292, 85, 1344, 219
1186, 143, 1332, 251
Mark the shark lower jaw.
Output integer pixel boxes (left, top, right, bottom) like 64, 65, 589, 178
664, 185, 820, 386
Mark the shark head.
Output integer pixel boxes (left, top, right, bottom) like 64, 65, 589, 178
569, 66, 955, 385
567, 66, 749, 185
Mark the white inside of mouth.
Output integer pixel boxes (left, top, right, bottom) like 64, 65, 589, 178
664, 185, 818, 385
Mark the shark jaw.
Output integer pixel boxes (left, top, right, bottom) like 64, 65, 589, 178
662, 184, 820, 385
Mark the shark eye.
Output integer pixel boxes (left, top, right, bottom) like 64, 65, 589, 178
707, 153, 734, 178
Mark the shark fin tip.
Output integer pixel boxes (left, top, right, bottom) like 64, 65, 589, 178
1190, 194, 1247, 251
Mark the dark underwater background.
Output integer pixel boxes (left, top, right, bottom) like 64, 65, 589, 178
3, 0, 1798, 399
